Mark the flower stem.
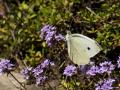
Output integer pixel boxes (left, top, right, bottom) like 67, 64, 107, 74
9, 72, 27, 90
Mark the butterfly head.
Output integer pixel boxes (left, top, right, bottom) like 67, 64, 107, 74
66, 31, 72, 41
67, 31, 71, 35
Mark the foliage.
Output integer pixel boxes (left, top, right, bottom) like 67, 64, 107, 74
0, 0, 120, 90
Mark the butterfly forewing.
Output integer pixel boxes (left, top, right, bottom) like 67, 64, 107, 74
69, 36, 90, 65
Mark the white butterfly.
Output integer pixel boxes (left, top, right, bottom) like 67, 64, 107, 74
66, 31, 101, 65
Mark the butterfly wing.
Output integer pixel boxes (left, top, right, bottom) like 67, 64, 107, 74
71, 34, 101, 58
66, 33, 90, 65
69, 36, 90, 65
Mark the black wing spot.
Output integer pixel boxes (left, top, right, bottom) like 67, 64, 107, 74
87, 47, 90, 50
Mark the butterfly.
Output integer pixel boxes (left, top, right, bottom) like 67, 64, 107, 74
66, 31, 101, 65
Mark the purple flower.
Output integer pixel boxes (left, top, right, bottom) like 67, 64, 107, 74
40, 25, 56, 39
36, 76, 47, 86
21, 59, 54, 85
33, 65, 44, 77
40, 25, 65, 47
33, 59, 54, 78
117, 56, 120, 68
79, 65, 91, 73
63, 65, 77, 77
21, 67, 33, 80
99, 61, 115, 74
87, 61, 115, 76
55, 34, 65, 41
41, 59, 55, 68
45, 31, 56, 46
0, 59, 14, 75
95, 78, 115, 90
86, 66, 99, 76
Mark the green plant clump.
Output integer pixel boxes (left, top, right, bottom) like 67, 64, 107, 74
0, 0, 120, 90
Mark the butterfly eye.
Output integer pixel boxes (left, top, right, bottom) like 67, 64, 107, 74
87, 47, 91, 50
